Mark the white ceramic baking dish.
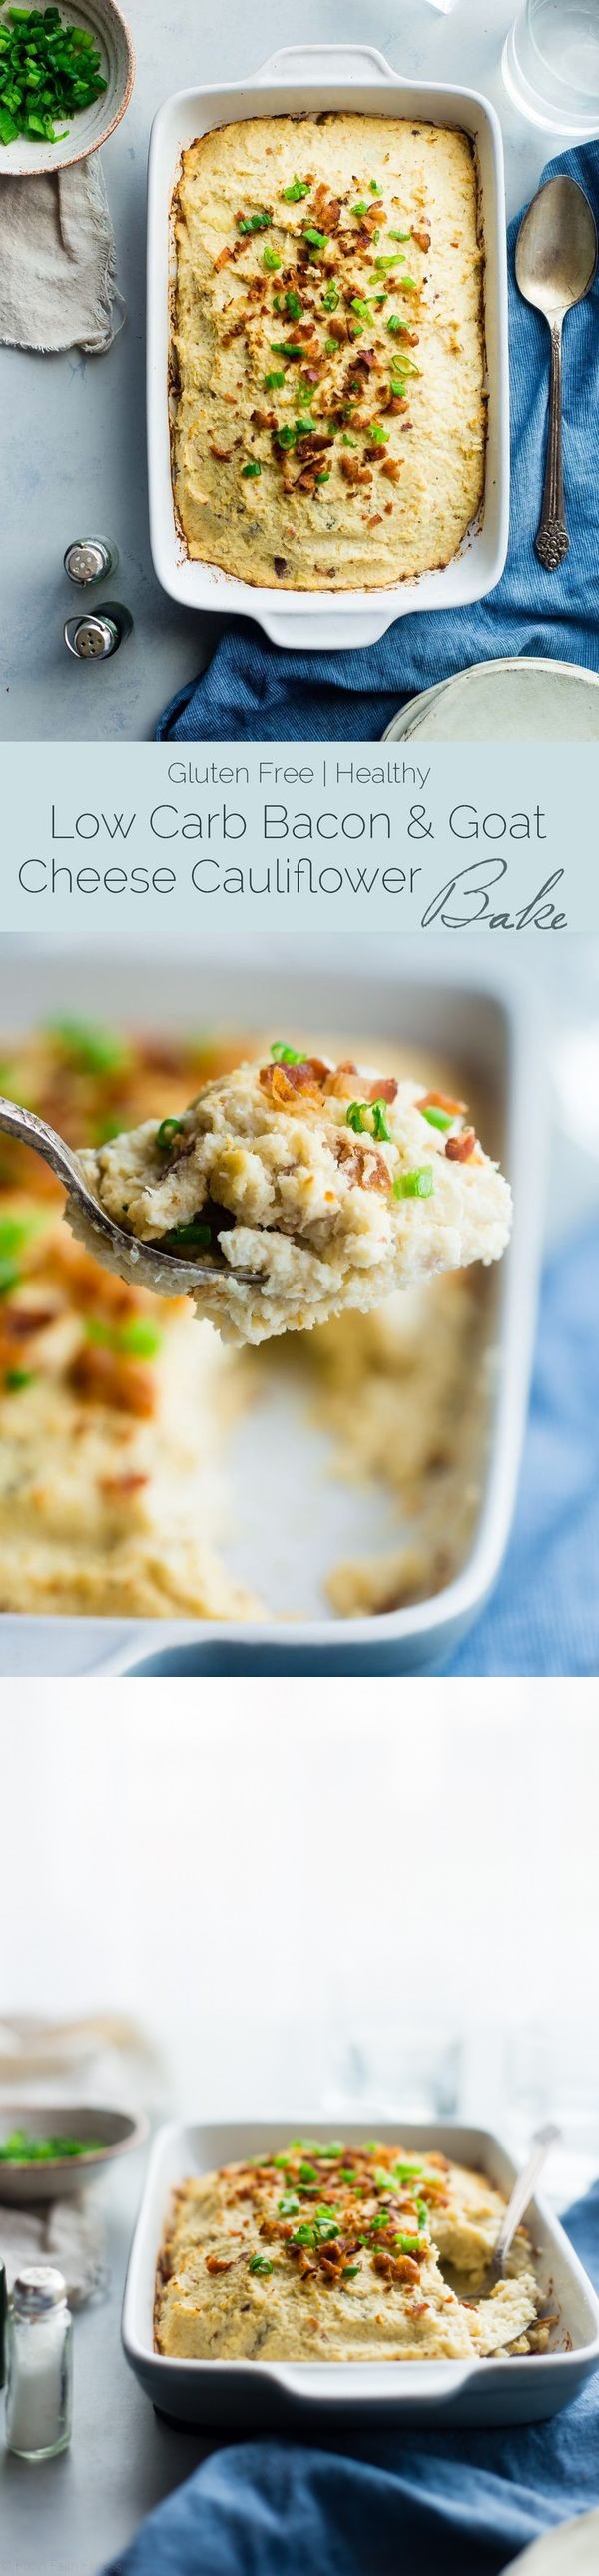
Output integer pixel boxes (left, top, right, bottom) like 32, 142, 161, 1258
147, 43, 510, 651
0, 939, 544, 1681
122, 2116, 599, 2430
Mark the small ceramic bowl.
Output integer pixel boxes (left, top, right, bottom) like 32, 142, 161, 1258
0, 2103, 148, 2202
0, 0, 135, 178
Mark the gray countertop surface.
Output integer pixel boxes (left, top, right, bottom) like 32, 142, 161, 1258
0, 2156, 223, 2576
0, 0, 578, 745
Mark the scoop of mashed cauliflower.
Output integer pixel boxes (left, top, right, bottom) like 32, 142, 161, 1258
73, 1048, 512, 1346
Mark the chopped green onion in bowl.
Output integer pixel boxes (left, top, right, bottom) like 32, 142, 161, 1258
0, 2129, 104, 2163
0, 6, 106, 147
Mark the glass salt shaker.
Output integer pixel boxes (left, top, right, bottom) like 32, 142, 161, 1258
5, 2267, 73, 2460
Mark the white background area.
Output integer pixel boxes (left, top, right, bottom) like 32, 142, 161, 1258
2, 1674, 599, 2205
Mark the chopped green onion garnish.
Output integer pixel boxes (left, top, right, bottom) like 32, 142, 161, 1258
242, 459, 262, 477
163, 1219, 213, 1249
283, 177, 310, 202
352, 200, 368, 218
393, 1167, 434, 1200
368, 423, 389, 445
0, 8, 106, 148
118, 1319, 163, 1360
292, 2223, 316, 2245
263, 245, 282, 272
156, 1117, 184, 1151
4, 1368, 35, 1392
238, 209, 272, 234
389, 228, 412, 242
50, 1018, 128, 1074
419, 1105, 453, 1131
271, 340, 303, 359
275, 424, 297, 448
321, 282, 339, 313
278, 2194, 300, 2216
392, 2160, 423, 2182
395, 2232, 428, 2256
249, 2254, 274, 2275
285, 289, 303, 319
271, 1041, 306, 1063
264, 369, 285, 389
303, 228, 328, 251
342, 2264, 361, 2281
346, 1098, 391, 1142
351, 296, 373, 322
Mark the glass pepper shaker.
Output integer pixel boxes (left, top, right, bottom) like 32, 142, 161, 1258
5, 2266, 73, 2460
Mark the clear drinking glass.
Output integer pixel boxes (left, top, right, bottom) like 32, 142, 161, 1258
503, 0, 599, 135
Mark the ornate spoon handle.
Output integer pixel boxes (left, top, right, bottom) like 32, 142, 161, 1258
535, 319, 569, 570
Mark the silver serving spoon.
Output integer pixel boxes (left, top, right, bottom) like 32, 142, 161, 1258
515, 176, 597, 570
443, 2122, 560, 2306
0, 1095, 241, 1291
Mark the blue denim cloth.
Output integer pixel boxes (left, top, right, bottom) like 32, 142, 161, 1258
444, 1219, 599, 1677
102, 2179, 599, 2576
156, 145, 599, 744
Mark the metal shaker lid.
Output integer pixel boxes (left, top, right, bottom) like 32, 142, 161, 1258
64, 612, 122, 660
64, 538, 119, 587
13, 2267, 68, 2315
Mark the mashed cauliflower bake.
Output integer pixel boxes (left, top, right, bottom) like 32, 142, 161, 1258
156, 2139, 550, 2364
76, 1046, 511, 1346
172, 113, 485, 590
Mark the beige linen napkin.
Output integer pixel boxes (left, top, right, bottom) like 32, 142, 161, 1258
0, 153, 125, 351
0, 2192, 106, 2305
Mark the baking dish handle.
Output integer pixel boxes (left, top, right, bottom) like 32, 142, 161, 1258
249, 46, 397, 87
260, 608, 400, 651
272, 2359, 479, 2408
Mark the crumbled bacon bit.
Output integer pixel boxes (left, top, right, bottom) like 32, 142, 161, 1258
209, 440, 234, 462
368, 1075, 397, 1103
205, 2255, 234, 2274
393, 2253, 420, 2285
214, 244, 233, 270
326, 315, 347, 342
309, 185, 341, 231
412, 229, 431, 252
251, 407, 277, 430
339, 454, 371, 487
336, 1139, 391, 1192
445, 1127, 477, 1162
381, 458, 402, 483
99, 1473, 150, 1496
368, 512, 383, 526
259, 1062, 321, 1106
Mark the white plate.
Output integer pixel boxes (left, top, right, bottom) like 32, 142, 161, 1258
0, 942, 543, 1679
0, 2103, 148, 2204
0, 0, 135, 179
383, 657, 599, 743
146, 43, 510, 652
122, 2116, 599, 2430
